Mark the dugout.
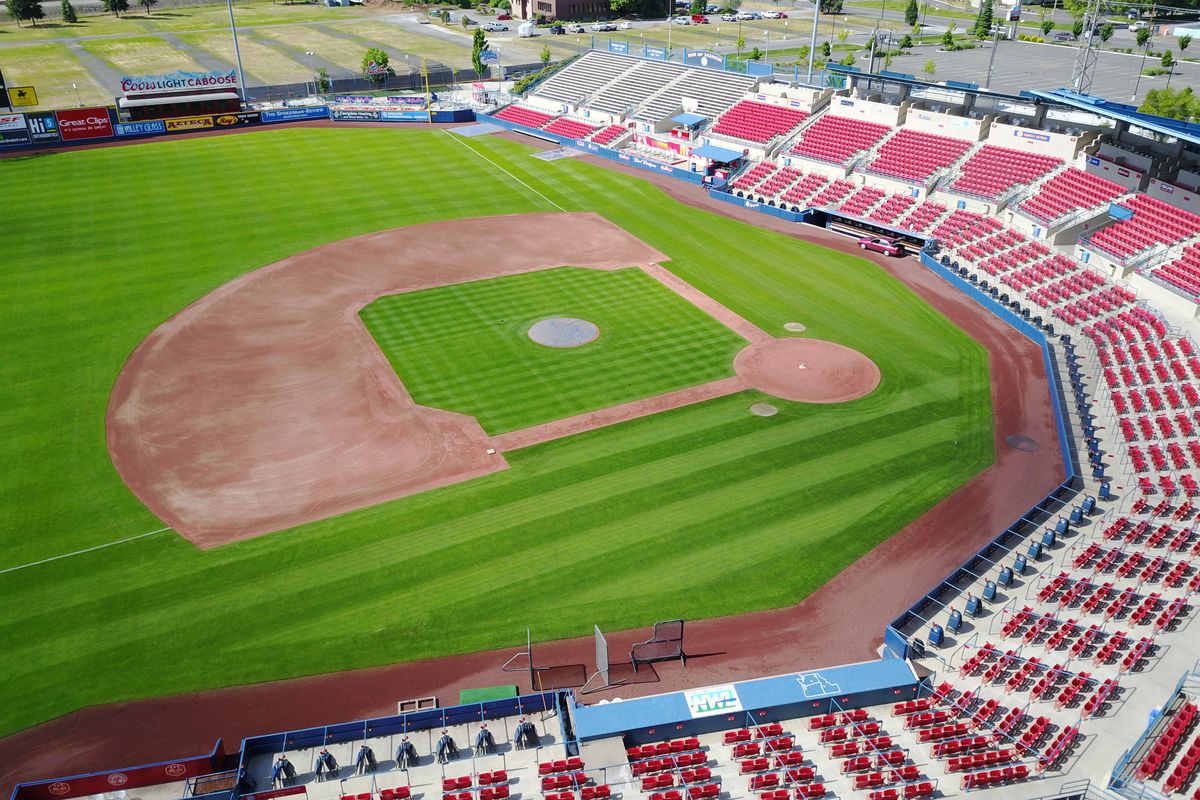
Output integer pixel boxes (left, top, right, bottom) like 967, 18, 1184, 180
573, 658, 922, 746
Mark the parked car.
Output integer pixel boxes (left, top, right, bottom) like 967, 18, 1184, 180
705, 3, 719, 11
1053, 30, 1073, 40
483, 20, 508, 30
567, 22, 586, 31
497, 12, 512, 19
1126, 8, 1140, 18
720, 12, 737, 21
857, 236, 906, 256
671, 15, 691, 23
762, 10, 786, 18
1129, 20, 1148, 30
691, 13, 709, 22
618, 19, 633, 28
735, 10, 759, 19
418, 15, 431, 22
549, 23, 565, 32
589, 21, 616, 30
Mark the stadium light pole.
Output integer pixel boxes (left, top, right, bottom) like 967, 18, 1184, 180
228, 0, 249, 104
983, 27, 1000, 89
807, 0, 820, 84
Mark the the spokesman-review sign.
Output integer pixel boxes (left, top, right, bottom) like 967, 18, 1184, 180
684, 684, 743, 718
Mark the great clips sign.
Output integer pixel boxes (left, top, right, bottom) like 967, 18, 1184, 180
55, 107, 114, 141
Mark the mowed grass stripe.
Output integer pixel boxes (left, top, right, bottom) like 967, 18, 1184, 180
0, 128, 991, 735
361, 267, 745, 433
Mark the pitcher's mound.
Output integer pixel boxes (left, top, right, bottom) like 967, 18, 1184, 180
734, 338, 880, 403
528, 317, 600, 348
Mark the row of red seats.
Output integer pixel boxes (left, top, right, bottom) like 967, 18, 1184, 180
948, 144, 1061, 199
960, 764, 1031, 789
542, 773, 587, 793
540, 758, 584, 775
442, 771, 508, 792
634, 752, 705, 776
779, 172, 830, 208
947, 749, 1015, 772
1164, 733, 1200, 792
895, 200, 947, 234
868, 193, 916, 225
1138, 703, 1198, 779
808, 709, 868, 729
712, 100, 808, 144
627, 738, 700, 760
543, 118, 599, 140
837, 186, 886, 218
348, 787, 411, 800
868, 781, 933, 800
1018, 167, 1125, 225
788, 115, 891, 166
590, 124, 628, 145
865, 128, 972, 184
494, 105, 556, 129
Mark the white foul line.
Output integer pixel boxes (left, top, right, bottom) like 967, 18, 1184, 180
443, 130, 566, 212
0, 527, 171, 576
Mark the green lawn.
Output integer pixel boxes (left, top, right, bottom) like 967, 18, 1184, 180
0, 127, 992, 738
360, 267, 747, 434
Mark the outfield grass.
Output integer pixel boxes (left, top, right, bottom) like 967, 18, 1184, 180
0, 127, 992, 737
361, 267, 747, 434
0, 43, 110, 108
81, 34, 207, 75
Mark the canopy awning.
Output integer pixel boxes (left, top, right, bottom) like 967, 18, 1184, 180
691, 143, 744, 162
118, 91, 239, 108
672, 112, 707, 127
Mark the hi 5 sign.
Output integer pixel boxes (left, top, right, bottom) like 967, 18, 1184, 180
684, 684, 743, 718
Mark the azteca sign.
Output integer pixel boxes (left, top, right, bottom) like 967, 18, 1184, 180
120, 69, 239, 96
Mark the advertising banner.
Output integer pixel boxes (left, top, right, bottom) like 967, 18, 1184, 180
213, 111, 261, 127
26, 112, 60, 142
608, 40, 629, 54
120, 69, 238, 96
115, 120, 167, 137
644, 45, 666, 60
379, 110, 427, 122
331, 108, 381, 121
261, 106, 330, 123
7, 86, 38, 107
55, 107, 114, 141
683, 684, 742, 718
164, 115, 214, 132
0, 112, 32, 146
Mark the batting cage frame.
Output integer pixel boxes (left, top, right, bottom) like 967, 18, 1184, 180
581, 625, 625, 694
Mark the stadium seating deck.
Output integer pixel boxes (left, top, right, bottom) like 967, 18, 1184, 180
788, 115, 891, 167
493, 105, 556, 129
711, 101, 809, 144
636, 69, 754, 122
1150, 243, 1200, 300
534, 51, 641, 105
1017, 167, 1126, 226
1086, 195, 1200, 262
863, 129, 972, 185
947, 145, 1062, 200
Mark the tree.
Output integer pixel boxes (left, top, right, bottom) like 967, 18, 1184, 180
899, 33, 913, 48
6, 0, 43, 25
540, 43, 551, 64
836, 27, 849, 44
1099, 22, 1113, 43
1139, 86, 1199, 121
821, 40, 832, 57
139, 0, 156, 14
440, 8, 451, 22
362, 46, 390, 82
316, 67, 332, 92
60, 0, 77, 22
461, 13, 470, 26
1180, 34, 1192, 52
1041, 19, 1054, 36
923, 57, 936, 77
103, 0, 129, 16
818, 0, 842, 13
973, 0, 993, 38
749, 45, 764, 59
1161, 48, 1174, 68
471, 27, 489, 75
942, 27, 954, 47
1071, 17, 1083, 39
1136, 26, 1150, 48
690, 0, 705, 13
904, 0, 918, 25
610, 0, 661, 16
840, 51, 855, 64
736, 33, 745, 56
798, 43, 810, 59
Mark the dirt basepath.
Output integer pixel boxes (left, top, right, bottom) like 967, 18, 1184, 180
0, 137, 1064, 796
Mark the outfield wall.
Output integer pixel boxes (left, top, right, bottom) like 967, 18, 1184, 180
0, 105, 475, 155
8, 740, 226, 800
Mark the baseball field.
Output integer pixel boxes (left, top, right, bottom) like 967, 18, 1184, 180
0, 125, 992, 738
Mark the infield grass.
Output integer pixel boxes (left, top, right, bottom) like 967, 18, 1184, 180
360, 267, 747, 434
0, 127, 992, 737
